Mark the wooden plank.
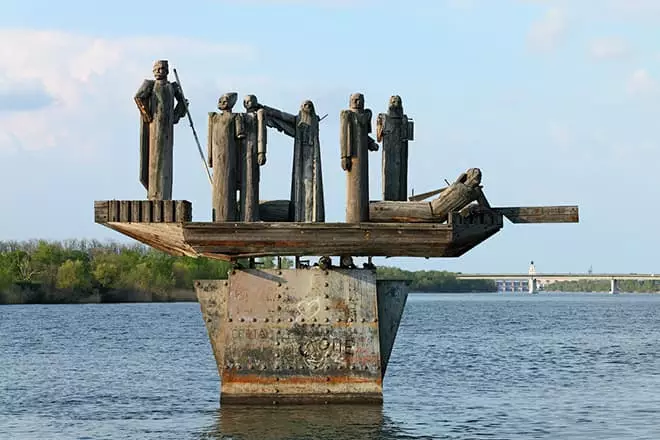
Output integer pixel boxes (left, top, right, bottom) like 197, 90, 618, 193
95, 219, 503, 259
109, 201, 121, 222
93, 200, 193, 223
104, 222, 197, 256
131, 201, 141, 222
119, 201, 131, 222
141, 200, 152, 222
152, 200, 163, 222
94, 201, 109, 223
175, 201, 192, 222
493, 206, 579, 223
369, 201, 433, 223
183, 222, 455, 257
163, 200, 176, 222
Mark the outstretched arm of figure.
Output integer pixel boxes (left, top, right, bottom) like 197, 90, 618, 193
261, 105, 296, 138
134, 80, 154, 123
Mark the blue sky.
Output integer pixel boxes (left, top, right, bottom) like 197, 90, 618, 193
0, 0, 659, 273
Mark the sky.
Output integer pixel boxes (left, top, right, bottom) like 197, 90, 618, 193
0, 0, 659, 274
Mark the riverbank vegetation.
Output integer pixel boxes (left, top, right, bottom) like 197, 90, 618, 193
0, 240, 498, 304
543, 280, 660, 293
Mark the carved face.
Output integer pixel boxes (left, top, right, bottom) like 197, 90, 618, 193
350, 93, 364, 111
218, 93, 238, 111
465, 168, 482, 187
243, 95, 259, 111
389, 95, 402, 109
152, 61, 169, 80
300, 100, 316, 115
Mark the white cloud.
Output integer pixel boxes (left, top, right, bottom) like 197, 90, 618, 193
0, 30, 257, 156
588, 37, 630, 60
626, 68, 658, 96
527, 8, 567, 53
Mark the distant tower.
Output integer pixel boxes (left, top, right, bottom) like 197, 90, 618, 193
588, 265, 593, 275
528, 260, 536, 276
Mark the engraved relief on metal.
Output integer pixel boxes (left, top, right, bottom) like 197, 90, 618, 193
220, 269, 382, 399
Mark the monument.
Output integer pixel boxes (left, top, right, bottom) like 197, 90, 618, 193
95, 62, 580, 404
238, 94, 267, 222
377, 95, 414, 201
207, 92, 242, 222
134, 60, 188, 200
263, 100, 325, 222
340, 93, 380, 222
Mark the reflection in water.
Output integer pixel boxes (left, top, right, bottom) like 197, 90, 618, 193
198, 405, 433, 440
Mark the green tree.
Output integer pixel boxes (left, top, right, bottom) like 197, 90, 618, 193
56, 260, 92, 291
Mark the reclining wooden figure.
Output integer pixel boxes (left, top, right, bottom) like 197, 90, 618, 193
369, 168, 490, 223
369, 168, 578, 224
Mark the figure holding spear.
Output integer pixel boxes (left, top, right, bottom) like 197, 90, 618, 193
134, 60, 188, 200
134, 60, 212, 201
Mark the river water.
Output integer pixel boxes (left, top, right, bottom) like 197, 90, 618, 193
2, 293, 660, 439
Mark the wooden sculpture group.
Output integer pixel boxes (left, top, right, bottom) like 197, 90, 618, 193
135, 59, 491, 224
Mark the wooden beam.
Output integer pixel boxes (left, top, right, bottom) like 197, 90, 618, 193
369, 201, 433, 223
491, 206, 579, 223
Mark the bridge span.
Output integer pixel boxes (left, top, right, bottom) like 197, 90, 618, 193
455, 273, 660, 294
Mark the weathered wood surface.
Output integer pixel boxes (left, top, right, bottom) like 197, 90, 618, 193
258, 200, 292, 222
377, 95, 413, 201
208, 93, 241, 222
472, 205, 579, 224
369, 201, 579, 224
263, 100, 325, 222
94, 200, 192, 223
102, 222, 198, 257
239, 95, 266, 222
134, 60, 187, 200
369, 201, 433, 223
183, 222, 458, 258
340, 93, 379, 223
94, 218, 502, 261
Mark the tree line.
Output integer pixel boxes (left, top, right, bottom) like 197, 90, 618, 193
0, 240, 495, 305
543, 279, 660, 293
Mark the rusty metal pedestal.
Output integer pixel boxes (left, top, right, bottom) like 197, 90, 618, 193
195, 268, 408, 404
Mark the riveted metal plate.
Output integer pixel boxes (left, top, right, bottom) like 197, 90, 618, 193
217, 268, 383, 404
195, 280, 229, 373
376, 280, 409, 378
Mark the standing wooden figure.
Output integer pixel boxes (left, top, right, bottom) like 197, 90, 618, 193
134, 60, 187, 200
377, 95, 414, 201
208, 92, 243, 222
264, 100, 325, 222
340, 93, 379, 223
239, 95, 267, 222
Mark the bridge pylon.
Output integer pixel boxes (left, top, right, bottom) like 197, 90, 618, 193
610, 279, 620, 294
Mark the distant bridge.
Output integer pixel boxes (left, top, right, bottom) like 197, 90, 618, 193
455, 273, 660, 294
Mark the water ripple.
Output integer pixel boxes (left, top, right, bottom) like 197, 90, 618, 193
2, 294, 660, 438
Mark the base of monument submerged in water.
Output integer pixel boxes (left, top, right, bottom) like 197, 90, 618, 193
93, 200, 504, 260
195, 269, 408, 404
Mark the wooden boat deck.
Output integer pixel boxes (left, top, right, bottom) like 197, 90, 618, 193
94, 200, 506, 260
